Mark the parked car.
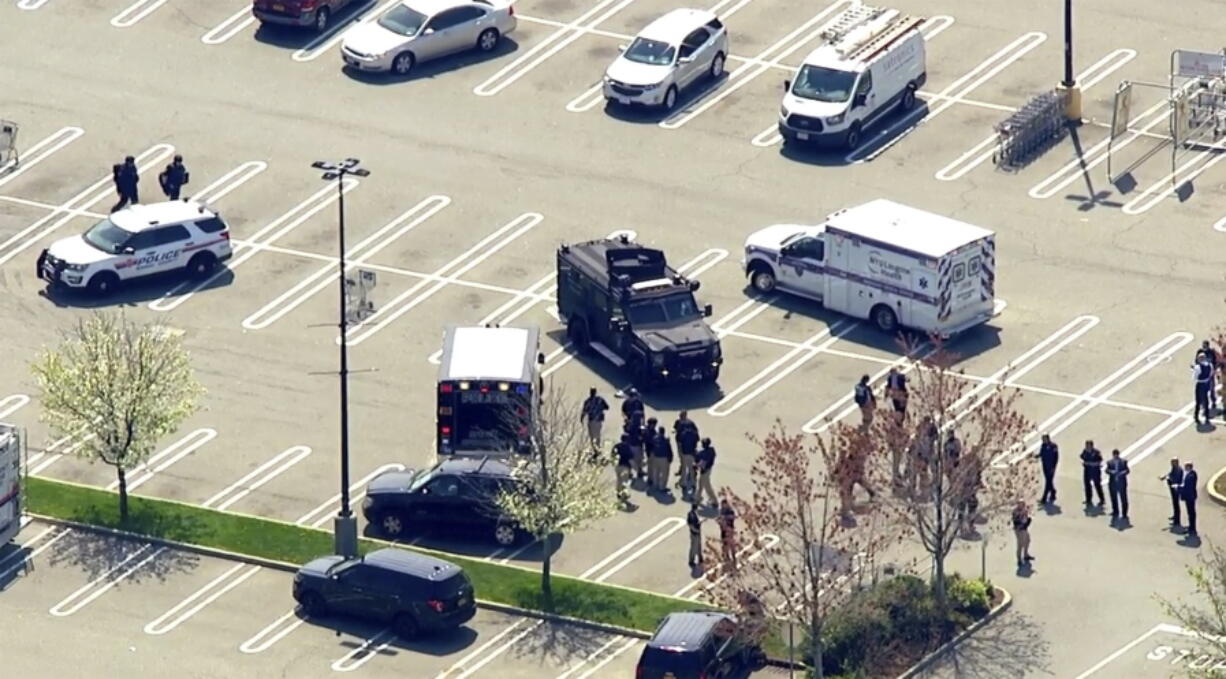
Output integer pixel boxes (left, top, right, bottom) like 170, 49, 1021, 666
602, 8, 728, 111
252, 0, 362, 32
362, 457, 528, 546
36, 200, 232, 296
636, 611, 767, 679
340, 0, 517, 75
292, 548, 476, 638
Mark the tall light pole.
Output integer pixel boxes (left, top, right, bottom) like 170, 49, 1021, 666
311, 157, 369, 558
1060, 0, 1082, 121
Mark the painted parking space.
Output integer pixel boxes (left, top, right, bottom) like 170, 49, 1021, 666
1075, 624, 1225, 678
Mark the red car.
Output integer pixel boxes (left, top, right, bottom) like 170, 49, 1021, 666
252, 0, 362, 32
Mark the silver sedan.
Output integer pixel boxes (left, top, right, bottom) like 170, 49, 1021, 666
340, 0, 517, 75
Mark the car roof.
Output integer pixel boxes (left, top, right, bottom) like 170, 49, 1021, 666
439, 326, 538, 383
109, 200, 216, 232
637, 8, 717, 42
402, 0, 470, 15
364, 548, 464, 580
436, 456, 517, 478
648, 612, 731, 648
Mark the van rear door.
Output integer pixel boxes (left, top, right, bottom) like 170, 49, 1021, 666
937, 237, 994, 331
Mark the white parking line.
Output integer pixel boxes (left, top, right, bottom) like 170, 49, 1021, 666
1028, 98, 1170, 200
708, 320, 856, 417
474, 0, 636, 97
149, 178, 359, 312
28, 430, 98, 476
751, 15, 955, 147
661, 0, 854, 130
110, 0, 168, 28
934, 49, 1136, 181
1122, 149, 1226, 215
581, 517, 685, 582
292, 0, 402, 62
242, 195, 451, 330
144, 562, 262, 635
570, 637, 641, 679
1123, 402, 1196, 466
678, 533, 779, 600
111, 428, 217, 493
16, 0, 52, 9
1215, 216, 1226, 232
0, 144, 175, 267
0, 394, 30, 419
240, 608, 307, 654
296, 463, 407, 528
998, 332, 1192, 466
431, 619, 532, 678
0, 526, 74, 581
1073, 623, 1186, 679
331, 627, 400, 672
847, 31, 1047, 163
343, 212, 545, 346
0, 127, 84, 188
193, 161, 268, 205
564, 0, 762, 113
201, 446, 312, 512
48, 543, 160, 616
202, 7, 257, 45
428, 272, 556, 364
540, 247, 723, 377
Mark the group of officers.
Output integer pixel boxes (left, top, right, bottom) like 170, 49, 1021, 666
109, 154, 191, 213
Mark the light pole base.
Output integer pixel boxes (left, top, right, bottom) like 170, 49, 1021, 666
334, 515, 359, 558
1058, 83, 1083, 122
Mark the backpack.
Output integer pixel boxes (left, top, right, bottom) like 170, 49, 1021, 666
854, 383, 870, 406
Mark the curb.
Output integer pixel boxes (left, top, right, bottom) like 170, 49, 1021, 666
1208, 467, 1226, 508
894, 587, 1013, 679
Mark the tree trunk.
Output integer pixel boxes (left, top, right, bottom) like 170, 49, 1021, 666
541, 546, 553, 608
933, 550, 948, 611
810, 621, 824, 679
117, 467, 129, 524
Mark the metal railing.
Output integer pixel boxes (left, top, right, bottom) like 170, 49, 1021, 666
992, 90, 1069, 171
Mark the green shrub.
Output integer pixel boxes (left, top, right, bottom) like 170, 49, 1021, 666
821, 599, 893, 675
947, 576, 991, 618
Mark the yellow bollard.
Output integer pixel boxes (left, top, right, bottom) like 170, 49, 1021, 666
1058, 82, 1083, 122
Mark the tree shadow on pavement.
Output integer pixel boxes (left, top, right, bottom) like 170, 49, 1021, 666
499, 617, 629, 672
916, 610, 1051, 679
44, 529, 200, 583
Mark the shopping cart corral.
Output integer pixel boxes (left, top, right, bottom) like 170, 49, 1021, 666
0, 120, 18, 171
992, 90, 1069, 172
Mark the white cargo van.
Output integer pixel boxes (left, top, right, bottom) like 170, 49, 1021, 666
743, 199, 997, 337
777, 4, 925, 149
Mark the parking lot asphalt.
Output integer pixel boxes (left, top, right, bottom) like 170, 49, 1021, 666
1, 0, 1225, 676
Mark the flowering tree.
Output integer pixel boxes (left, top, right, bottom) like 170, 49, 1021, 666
704, 424, 896, 678
858, 347, 1038, 609
31, 313, 204, 522
491, 383, 619, 603
1160, 543, 1226, 679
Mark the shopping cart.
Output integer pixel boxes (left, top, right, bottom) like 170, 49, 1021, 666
0, 120, 18, 170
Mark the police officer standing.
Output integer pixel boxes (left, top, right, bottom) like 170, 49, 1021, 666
1105, 449, 1130, 521
613, 434, 634, 504
158, 155, 190, 201
1181, 462, 1199, 537
695, 438, 718, 508
1012, 501, 1034, 567
621, 388, 644, 422
649, 426, 674, 493
718, 499, 738, 568
853, 375, 876, 429
1194, 352, 1215, 426
1197, 340, 1219, 415
673, 411, 700, 496
886, 368, 908, 418
1035, 434, 1059, 504
624, 412, 646, 481
686, 503, 703, 568
111, 156, 140, 213
581, 387, 609, 450
1080, 440, 1105, 507
1160, 457, 1184, 528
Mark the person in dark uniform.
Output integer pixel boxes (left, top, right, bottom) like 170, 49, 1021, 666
686, 503, 703, 568
643, 417, 658, 482
853, 374, 876, 429
1035, 434, 1059, 504
1012, 501, 1033, 567
718, 499, 737, 568
1197, 340, 1219, 414
1160, 457, 1184, 528
1181, 462, 1199, 537
158, 155, 189, 200
886, 368, 908, 418
673, 411, 700, 496
1105, 449, 1130, 520
1193, 352, 1214, 425
613, 434, 634, 503
649, 426, 674, 493
621, 388, 644, 422
581, 387, 609, 450
1080, 440, 1105, 506
111, 156, 139, 213
624, 413, 646, 481
695, 438, 718, 508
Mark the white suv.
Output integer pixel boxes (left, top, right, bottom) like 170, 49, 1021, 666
37, 200, 232, 295
602, 8, 728, 111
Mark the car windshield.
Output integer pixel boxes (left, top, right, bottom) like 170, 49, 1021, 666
624, 38, 675, 66
627, 294, 701, 326
792, 65, 857, 103
82, 218, 132, 254
378, 5, 427, 36
325, 559, 359, 577
407, 469, 436, 492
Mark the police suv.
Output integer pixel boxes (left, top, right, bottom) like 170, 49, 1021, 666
37, 200, 232, 295
556, 235, 722, 386
777, 4, 926, 149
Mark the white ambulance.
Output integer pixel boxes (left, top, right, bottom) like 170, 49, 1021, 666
743, 199, 997, 337
777, 4, 926, 149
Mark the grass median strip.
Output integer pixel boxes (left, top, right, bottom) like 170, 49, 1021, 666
25, 476, 702, 632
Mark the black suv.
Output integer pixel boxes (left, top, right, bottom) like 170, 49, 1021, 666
362, 457, 527, 547
636, 612, 767, 679
292, 548, 476, 638
557, 235, 722, 386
